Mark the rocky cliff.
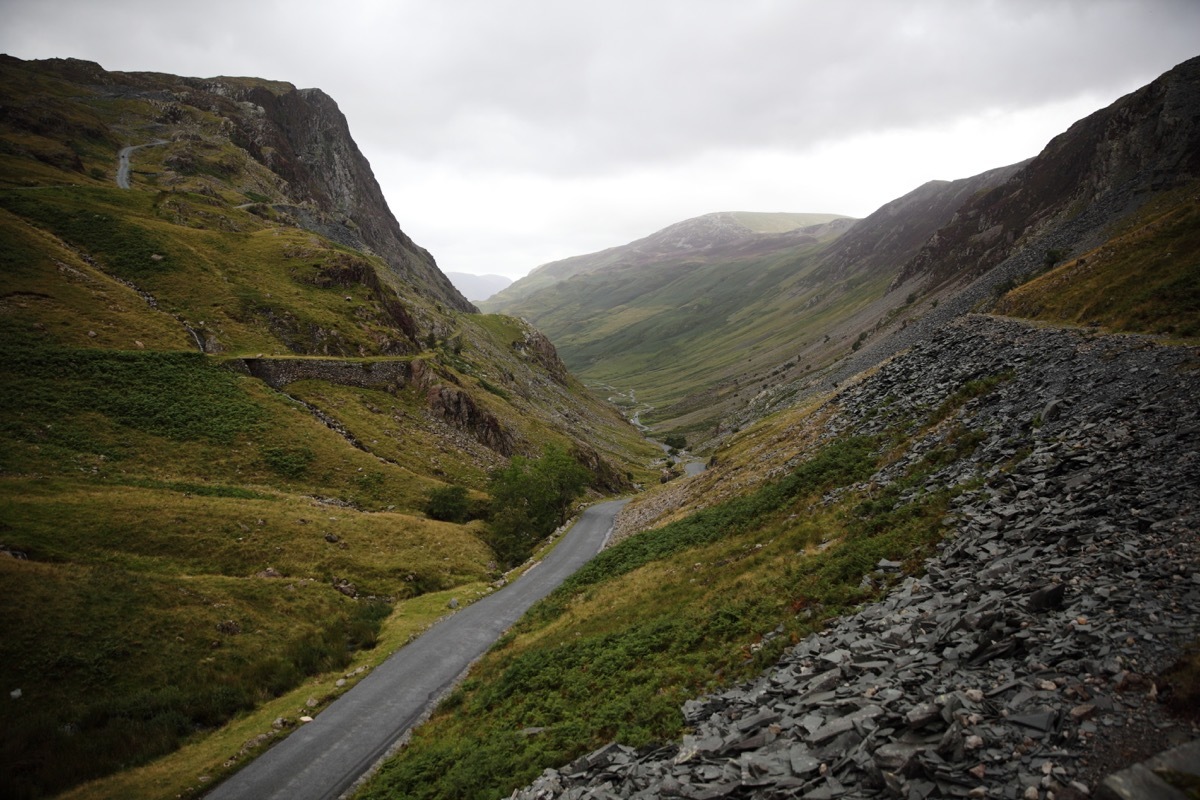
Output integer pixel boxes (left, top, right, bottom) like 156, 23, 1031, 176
225, 83, 475, 312
1, 55, 473, 314
817, 163, 1024, 287
894, 54, 1200, 292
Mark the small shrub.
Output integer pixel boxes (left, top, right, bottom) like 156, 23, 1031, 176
1043, 248, 1068, 268
662, 434, 687, 451
426, 485, 471, 523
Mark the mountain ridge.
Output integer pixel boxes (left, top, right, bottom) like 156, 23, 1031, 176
483, 211, 850, 309
485, 55, 1200, 446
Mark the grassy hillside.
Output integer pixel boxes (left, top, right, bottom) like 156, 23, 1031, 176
995, 183, 1200, 337
0, 57, 657, 799
727, 211, 846, 233
485, 173, 1020, 445
494, 231, 905, 445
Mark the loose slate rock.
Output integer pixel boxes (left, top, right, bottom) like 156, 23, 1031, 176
510, 317, 1200, 800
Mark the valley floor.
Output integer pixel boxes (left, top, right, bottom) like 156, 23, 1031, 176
513, 314, 1200, 799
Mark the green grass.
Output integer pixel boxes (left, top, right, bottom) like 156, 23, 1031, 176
0, 346, 264, 449
0, 477, 494, 800
996, 186, 1200, 339
0, 190, 175, 280
0, 555, 391, 799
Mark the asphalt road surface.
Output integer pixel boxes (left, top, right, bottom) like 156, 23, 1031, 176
115, 140, 166, 188
205, 498, 629, 800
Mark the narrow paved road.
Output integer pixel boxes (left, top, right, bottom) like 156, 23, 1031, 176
115, 140, 167, 188
205, 498, 629, 800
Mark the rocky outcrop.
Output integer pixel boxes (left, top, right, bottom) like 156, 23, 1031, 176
814, 163, 1023, 288
512, 315, 1200, 799
6, 55, 474, 315
426, 384, 515, 455
513, 328, 571, 385
234, 356, 518, 455
224, 84, 475, 313
894, 55, 1200, 292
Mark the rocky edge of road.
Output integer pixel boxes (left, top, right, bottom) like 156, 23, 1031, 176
511, 314, 1200, 800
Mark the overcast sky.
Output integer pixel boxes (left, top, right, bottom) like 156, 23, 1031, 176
3, 1, 1198, 280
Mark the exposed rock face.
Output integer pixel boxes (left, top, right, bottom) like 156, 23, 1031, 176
513, 328, 571, 385
235, 356, 517, 456
7, 56, 474, 316
815, 163, 1023, 287
229, 85, 476, 313
894, 54, 1200, 291
513, 314, 1200, 799
426, 384, 515, 455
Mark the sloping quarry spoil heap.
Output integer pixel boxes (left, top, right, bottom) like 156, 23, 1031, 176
512, 314, 1200, 800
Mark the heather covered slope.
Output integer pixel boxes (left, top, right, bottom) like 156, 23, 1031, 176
0, 55, 656, 799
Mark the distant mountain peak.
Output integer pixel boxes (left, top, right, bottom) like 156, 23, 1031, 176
483, 210, 852, 308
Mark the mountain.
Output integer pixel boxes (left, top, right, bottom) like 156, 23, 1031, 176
6, 48, 1199, 800
486, 55, 1200, 447
481, 181, 1016, 441
354, 58, 1200, 800
483, 211, 849, 309
0, 54, 656, 799
446, 271, 513, 302
894, 53, 1200, 292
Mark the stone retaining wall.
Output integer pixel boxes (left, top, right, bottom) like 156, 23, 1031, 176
230, 357, 416, 391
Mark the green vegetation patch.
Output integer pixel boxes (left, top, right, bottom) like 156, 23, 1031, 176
996, 190, 1200, 338
0, 556, 390, 799
534, 435, 878, 616
0, 189, 174, 281
0, 346, 263, 455
0, 476, 494, 798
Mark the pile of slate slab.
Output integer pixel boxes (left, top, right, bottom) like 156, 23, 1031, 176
510, 315, 1200, 800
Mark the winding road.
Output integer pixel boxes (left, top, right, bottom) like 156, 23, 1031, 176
115, 140, 167, 188
205, 498, 629, 800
